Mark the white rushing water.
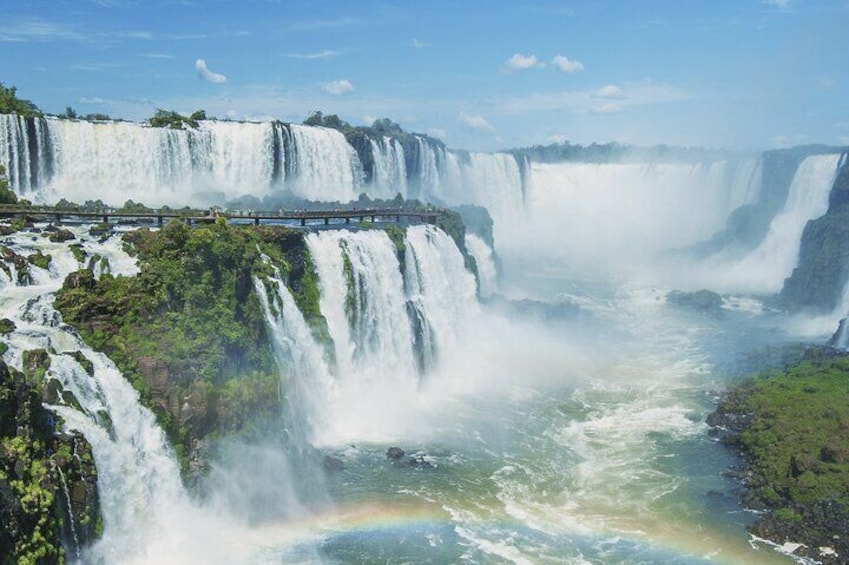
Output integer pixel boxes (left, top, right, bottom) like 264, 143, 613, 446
0, 226, 255, 564
700, 153, 844, 294
370, 137, 408, 200
464, 233, 498, 298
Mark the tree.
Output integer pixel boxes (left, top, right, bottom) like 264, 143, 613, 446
372, 118, 402, 135
0, 82, 41, 117
63, 106, 78, 119
148, 109, 198, 129
189, 109, 207, 122
303, 111, 351, 132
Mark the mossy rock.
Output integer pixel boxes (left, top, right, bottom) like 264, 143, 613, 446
22, 349, 51, 385
0, 318, 15, 335
26, 250, 52, 270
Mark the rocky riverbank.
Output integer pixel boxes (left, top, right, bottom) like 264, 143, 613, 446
708, 346, 849, 563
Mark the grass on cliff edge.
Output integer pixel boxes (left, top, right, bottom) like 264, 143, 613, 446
725, 356, 849, 509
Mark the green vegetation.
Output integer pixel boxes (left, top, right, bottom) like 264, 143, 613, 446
713, 352, 849, 557
0, 82, 41, 117
54, 221, 327, 474
730, 358, 849, 506
147, 109, 205, 130
0, 165, 18, 205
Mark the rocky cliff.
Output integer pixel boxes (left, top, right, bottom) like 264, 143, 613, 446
781, 155, 849, 312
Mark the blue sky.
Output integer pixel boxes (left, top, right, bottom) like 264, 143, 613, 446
1, 0, 847, 151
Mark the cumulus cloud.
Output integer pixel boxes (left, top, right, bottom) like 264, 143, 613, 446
411, 38, 430, 49
78, 96, 106, 104
322, 79, 354, 95
427, 127, 447, 139
593, 84, 627, 99
195, 59, 227, 83
504, 53, 544, 71
551, 55, 584, 73
459, 112, 495, 132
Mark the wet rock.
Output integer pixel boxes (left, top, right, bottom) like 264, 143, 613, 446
667, 289, 724, 313
322, 455, 345, 472
0, 318, 15, 334
48, 227, 76, 243
386, 446, 405, 460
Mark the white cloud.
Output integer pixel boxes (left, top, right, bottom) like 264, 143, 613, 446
284, 50, 339, 60
762, 0, 792, 7
0, 18, 83, 42
459, 112, 495, 132
79, 97, 106, 104
593, 84, 627, 99
499, 81, 690, 115
547, 134, 569, 144
551, 55, 584, 73
411, 38, 430, 49
322, 79, 354, 95
590, 102, 623, 114
195, 59, 227, 84
140, 52, 174, 59
504, 53, 544, 71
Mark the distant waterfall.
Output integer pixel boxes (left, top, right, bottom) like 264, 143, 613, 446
369, 137, 407, 199
195, 120, 279, 194
465, 233, 498, 298
521, 157, 766, 270
288, 124, 363, 202
719, 154, 843, 293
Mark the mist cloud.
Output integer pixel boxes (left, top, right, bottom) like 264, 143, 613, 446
195, 59, 227, 83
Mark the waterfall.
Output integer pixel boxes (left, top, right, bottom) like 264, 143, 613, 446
195, 120, 279, 195
307, 230, 417, 383
519, 157, 766, 272
369, 137, 407, 199
0, 227, 253, 563
405, 225, 479, 368
254, 269, 333, 445
44, 118, 197, 206
288, 124, 363, 202
465, 233, 498, 298
715, 154, 843, 293
0, 228, 186, 561
415, 136, 443, 202
0, 113, 52, 193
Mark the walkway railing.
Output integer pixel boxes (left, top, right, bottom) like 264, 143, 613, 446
0, 206, 445, 227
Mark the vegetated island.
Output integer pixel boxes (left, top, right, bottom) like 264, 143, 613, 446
708, 347, 849, 564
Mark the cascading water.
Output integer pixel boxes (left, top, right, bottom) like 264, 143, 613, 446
0, 227, 253, 564
369, 137, 407, 199
0, 113, 53, 193
464, 233, 498, 298
254, 268, 333, 446
194, 120, 279, 194
288, 124, 363, 202
700, 153, 843, 294
405, 225, 478, 368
